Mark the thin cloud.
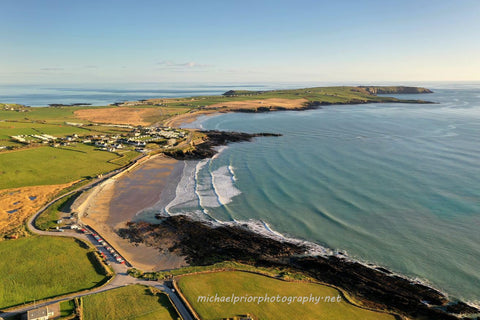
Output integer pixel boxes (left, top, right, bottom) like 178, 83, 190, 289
157, 61, 212, 69
40, 67, 64, 71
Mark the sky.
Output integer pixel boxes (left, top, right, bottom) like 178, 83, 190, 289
1, 0, 479, 84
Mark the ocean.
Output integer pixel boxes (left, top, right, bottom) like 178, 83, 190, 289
3, 82, 479, 302
147, 85, 480, 303
0, 83, 309, 107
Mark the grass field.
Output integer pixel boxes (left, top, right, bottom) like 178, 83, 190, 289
0, 108, 80, 124
82, 285, 180, 320
0, 106, 98, 123
0, 121, 89, 139
177, 271, 395, 320
0, 236, 106, 309
60, 300, 76, 317
0, 144, 138, 189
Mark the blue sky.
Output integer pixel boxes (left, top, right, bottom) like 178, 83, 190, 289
1, 0, 479, 84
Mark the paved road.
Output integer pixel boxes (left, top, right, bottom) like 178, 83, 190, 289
1, 156, 193, 320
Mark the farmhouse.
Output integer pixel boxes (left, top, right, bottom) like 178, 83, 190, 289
22, 307, 54, 320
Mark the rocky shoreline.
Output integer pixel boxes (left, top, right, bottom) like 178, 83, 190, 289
164, 130, 281, 160
118, 216, 480, 320
121, 87, 477, 319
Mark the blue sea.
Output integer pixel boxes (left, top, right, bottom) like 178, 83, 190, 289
162, 84, 480, 303
0, 83, 308, 107
3, 82, 479, 303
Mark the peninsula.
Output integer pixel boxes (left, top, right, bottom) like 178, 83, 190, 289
3, 85, 479, 320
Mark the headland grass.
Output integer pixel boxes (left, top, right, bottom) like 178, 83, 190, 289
0, 236, 106, 309
82, 285, 179, 320
177, 271, 395, 320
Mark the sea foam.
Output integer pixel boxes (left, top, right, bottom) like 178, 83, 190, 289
212, 166, 241, 205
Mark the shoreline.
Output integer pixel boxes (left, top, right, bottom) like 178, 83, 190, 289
63, 86, 479, 318
119, 215, 480, 319
74, 154, 188, 271
119, 106, 479, 318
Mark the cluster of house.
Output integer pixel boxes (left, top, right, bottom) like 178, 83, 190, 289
142, 126, 187, 139
11, 134, 56, 144
0, 103, 29, 112
8, 126, 188, 153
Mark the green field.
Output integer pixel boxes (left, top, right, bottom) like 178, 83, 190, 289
60, 299, 76, 317
0, 144, 138, 189
177, 271, 395, 320
0, 236, 106, 309
0, 106, 98, 123
82, 285, 180, 320
0, 121, 90, 140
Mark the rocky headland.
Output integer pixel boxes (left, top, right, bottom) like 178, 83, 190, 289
119, 216, 480, 320
164, 130, 281, 160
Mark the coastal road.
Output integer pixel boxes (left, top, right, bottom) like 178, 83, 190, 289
1, 155, 193, 320
0, 278, 193, 320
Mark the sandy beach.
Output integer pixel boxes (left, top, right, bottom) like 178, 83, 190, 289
74, 154, 187, 271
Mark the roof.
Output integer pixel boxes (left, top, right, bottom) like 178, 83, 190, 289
27, 307, 49, 319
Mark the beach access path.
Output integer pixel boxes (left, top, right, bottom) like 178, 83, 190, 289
0, 156, 193, 320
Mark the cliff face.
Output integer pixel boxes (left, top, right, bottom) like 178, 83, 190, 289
119, 216, 480, 320
358, 86, 434, 95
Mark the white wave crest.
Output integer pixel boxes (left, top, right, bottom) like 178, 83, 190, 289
220, 219, 333, 257
195, 159, 221, 209
228, 165, 237, 181
165, 161, 201, 214
211, 166, 241, 205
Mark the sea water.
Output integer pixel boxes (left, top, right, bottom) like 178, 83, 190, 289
162, 86, 480, 302
0, 82, 305, 107
4, 82, 479, 302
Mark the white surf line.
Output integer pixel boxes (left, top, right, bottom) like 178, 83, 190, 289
193, 159, 216, 218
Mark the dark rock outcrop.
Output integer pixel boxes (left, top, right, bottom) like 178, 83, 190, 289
119, 216, 480, 320
164, 130, 281, 160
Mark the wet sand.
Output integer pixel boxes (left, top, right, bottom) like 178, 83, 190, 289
108, 155, 178, 227
77, 155, 188, 271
